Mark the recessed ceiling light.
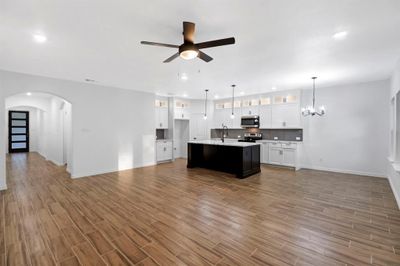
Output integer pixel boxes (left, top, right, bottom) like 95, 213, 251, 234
214, 95, 219, 99
240, 91, 245, 95
33, 33, 47, 43
183, 93, 188, 98
26, 92, 32, 96
271, 87, 277, 91
180, 73, 188, 81
332, 31, 348, 40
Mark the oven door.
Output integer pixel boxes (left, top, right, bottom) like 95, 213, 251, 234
241, 116, 260, 128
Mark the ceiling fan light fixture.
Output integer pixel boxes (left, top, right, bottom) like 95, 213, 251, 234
180, 50, 198, 60
179, 44, 199, 60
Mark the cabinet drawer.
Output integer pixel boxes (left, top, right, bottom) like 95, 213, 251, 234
269, 142, 282, 148
281, 142, 297, 149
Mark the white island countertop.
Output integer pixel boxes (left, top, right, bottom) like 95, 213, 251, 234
188, 139, 260, 147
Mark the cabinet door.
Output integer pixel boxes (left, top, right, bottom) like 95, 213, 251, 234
230, 109, 242, 128
272, 104, 300, 128
182, 109, 190, 120
165, 142, 173, 160
190, 114, 208, 140
259, 105, 272, 128
282, 148, 296, 167
155, 108, 161, 128
157, 108, 168, 129
269, 147, 282, 165
213, 109, 225, 128
156, 143, 165, 161
174, 108, 182, 120
241, 106, 259, 116
261, 143, 269, 163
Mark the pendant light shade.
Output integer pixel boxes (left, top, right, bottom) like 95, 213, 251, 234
203, 89, 209, 120
231, 85, 236, 119
301, 77, 325, 116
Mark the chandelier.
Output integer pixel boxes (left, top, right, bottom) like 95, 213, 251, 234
302, 77, 325, 116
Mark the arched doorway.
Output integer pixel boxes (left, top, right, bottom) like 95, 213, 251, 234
5, 92, 73, 173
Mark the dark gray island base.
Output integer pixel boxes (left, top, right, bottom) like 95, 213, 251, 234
187, 140, 261, 178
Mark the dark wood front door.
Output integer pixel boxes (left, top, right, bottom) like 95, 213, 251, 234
8, 111, 29, 153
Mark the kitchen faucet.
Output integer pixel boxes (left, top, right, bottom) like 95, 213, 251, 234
221, 124, 228, 143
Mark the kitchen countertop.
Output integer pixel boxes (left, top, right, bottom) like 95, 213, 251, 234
156, 139, 172, 142
256, 140, 302, 143
188, 139, 260, 147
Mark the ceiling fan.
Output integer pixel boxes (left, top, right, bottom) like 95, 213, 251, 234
140, 21, 235, 63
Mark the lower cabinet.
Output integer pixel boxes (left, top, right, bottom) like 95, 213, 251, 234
258, 141, 300, 170
156, 140, 173, 162
260, 142, 269, 163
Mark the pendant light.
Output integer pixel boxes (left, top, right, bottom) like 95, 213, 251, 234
230, 85, 236, 119
203, 89, 209, 120
301, 77, 325, 116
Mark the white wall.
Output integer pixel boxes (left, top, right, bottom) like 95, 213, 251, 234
0, 70, 156, 190
389, 59, 400, 207
301, 79, 390, 177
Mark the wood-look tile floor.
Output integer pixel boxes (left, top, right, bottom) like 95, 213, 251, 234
1, 152, 400, 266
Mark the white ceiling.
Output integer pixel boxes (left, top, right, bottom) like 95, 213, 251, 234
1, 0, 400, 99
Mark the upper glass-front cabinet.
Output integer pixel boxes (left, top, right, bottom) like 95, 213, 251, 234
273, 94, 298, 104
155, 99, 168, 108
175, 100, 189, 108
260, 97, 271, 105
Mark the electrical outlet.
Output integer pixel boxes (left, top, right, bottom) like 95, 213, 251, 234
273, 137, 278, 140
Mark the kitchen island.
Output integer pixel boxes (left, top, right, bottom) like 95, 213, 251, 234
187, 140, 261, 178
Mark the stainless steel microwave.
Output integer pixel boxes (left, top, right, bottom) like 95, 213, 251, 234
241, 115, 260, 128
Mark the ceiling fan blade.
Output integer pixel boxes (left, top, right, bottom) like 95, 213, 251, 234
163, 53, 180, 63
183, 21, 195, 43
198, 51, 213, 62
196, 37, 235, 49
140, 41, 179, 48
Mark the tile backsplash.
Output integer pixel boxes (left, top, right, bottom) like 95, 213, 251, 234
210, 128, 303, 141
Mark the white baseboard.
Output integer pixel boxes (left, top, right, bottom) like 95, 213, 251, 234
71, 161, 156, 179
299, 165, 387, 178
388, 173, 400, 209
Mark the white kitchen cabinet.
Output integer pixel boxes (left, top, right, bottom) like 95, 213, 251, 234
155, 99, 169, 129
267, 141, 299, 169
156, 140, 173, 162
190, 113, 208, 141
271, 104, 300, 128
259, 105, 272, 128
241, 105, 259, 116
269, 146, 283, 165
174, 100, 190, 120
155, 107, 168, 129
259, 142, 269, 163
282, 148, 296, 167
213, 109, 226, 128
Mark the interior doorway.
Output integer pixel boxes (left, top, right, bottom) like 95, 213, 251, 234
8, 110, 30, 153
